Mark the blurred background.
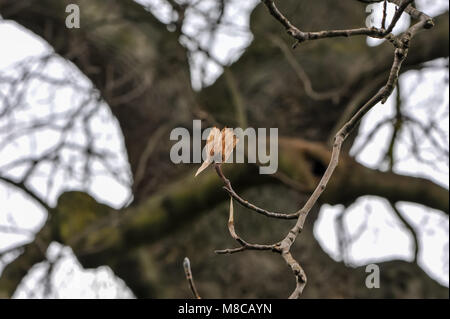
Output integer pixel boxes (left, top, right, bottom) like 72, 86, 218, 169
0, 0, 448, 298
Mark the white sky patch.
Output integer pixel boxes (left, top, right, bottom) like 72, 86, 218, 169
0, 19, 132, 297
0, 22, 132, 209
182, 0, 259, 89
315, 197, 412, 263
315, 58, 449, 286
133, 0, 259, 90
366, 1, 410, 47
350, 58, 449, 187
366, 0, 449, 47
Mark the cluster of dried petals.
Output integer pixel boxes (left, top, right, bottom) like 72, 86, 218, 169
195, 127, 238, 177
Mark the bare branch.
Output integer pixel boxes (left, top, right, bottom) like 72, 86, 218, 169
210, 0, 436, 298
214, 164, 299, 219
183, 257, 201, 299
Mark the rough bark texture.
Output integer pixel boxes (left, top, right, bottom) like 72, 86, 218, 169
0, 0, 448, 298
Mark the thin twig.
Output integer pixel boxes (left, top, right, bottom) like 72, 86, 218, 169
382, 0, 388, 29
183, 257, 201, 299
0, 175, 50, 211
214, 164, 299, 219
261, 0, 394, 46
